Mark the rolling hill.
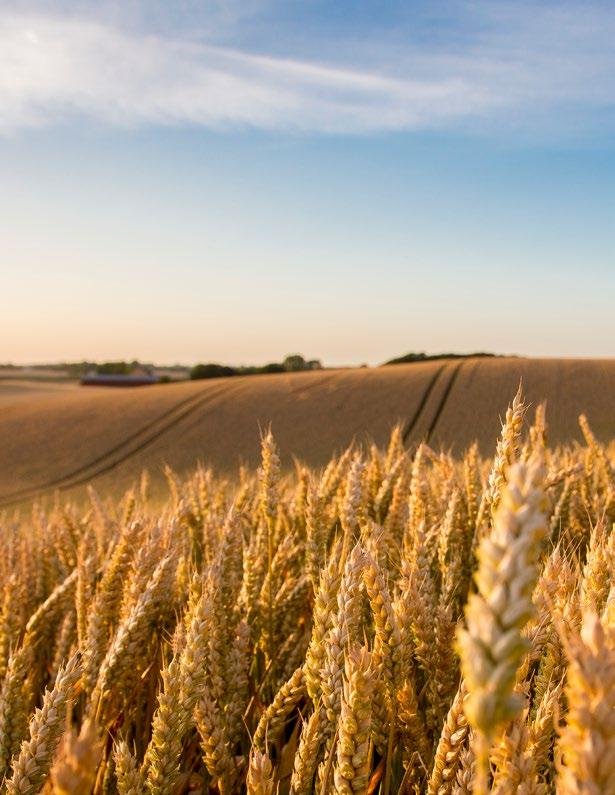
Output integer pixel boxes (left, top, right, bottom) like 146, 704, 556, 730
1, 357, 614, 507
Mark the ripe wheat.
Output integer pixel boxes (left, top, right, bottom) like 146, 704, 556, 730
0, 398, 611, 793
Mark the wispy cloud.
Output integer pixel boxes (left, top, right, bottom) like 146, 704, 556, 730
1, 3, 614, 136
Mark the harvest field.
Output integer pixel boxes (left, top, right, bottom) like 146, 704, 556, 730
4, 0, 614, 791
0, 384, 614, 793
1, 357, 615, 507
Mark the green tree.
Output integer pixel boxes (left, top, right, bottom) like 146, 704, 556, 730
282, 354, 306, 372
190, 363, 236, 380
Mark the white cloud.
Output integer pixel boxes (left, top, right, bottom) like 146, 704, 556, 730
0, 5, 614, 135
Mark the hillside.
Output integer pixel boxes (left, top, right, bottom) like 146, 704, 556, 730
1, 357, 614, 507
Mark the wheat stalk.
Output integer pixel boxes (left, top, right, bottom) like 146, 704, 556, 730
6, 654, 81, 795
457, 457, 548, 792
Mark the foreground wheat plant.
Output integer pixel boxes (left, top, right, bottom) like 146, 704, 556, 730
457, 456, 548, 792
0, 395, 612, 794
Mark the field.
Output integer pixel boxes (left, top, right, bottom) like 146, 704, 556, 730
2, 357, 615, 508
0, 368, 614, 794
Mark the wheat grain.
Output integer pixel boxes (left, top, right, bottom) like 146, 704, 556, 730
332, 646, 374, 795
6, 654, 81, 795
457, 457, 548, 791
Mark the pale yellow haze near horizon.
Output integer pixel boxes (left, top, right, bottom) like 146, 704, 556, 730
3, 254, 613, 366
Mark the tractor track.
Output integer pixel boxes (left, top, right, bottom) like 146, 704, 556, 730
0, 381, 239, 507
401, 364, 447, 444
289, 372, 338, 398
425, 362, 463, 444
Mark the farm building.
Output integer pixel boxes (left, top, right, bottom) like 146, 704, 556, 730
80, 366, 159, 387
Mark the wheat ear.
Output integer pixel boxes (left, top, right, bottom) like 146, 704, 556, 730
6, 654, 81, 795
457, 458, 548, 793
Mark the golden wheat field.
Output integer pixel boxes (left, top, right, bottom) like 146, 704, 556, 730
2, 357, 615, 507
0, 383, 614, 795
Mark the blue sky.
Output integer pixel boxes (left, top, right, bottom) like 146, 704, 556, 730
1, 1, 614, 365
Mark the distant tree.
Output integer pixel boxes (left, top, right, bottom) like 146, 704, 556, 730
96, 361, 131, 375
283, 354, 306, 372
261, 363, 285, 374
190, 363, 236, 380
384, 352, 496, 366
189, 355, 322, 379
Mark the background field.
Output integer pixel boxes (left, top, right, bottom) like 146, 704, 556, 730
1, 357, 614, 507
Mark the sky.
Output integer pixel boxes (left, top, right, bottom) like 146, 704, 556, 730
1, 0, 614, 366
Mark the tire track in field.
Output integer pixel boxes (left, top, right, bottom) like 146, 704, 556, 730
402, 364, 447, 444
1, 386, 223, 501
0, 381, 240, 507
289, 372, 338, 398
425, 361, 463, 444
